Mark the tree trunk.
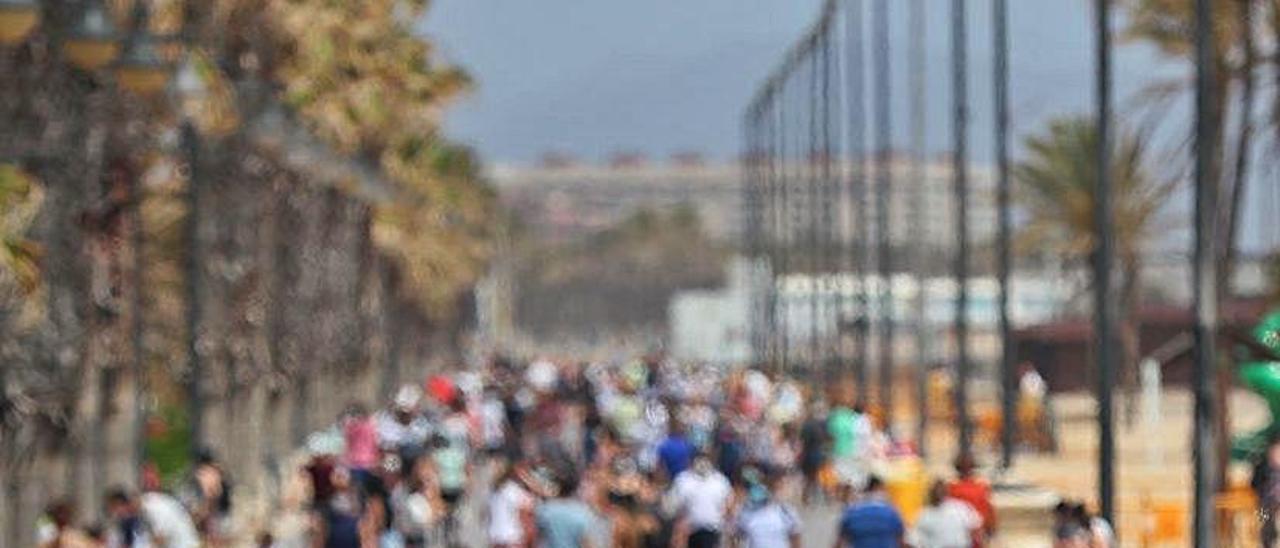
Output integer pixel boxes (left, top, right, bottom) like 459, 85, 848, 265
1273, 2, 1280, 150
1210, 0, 1257, 491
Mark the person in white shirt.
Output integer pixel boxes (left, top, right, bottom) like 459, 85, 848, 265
671, 452, 734, 548
488, 463, 536, 548
377, 386, 433, 457
106, 487, 201, 548
913, 481, 982, 548
1019, 363, 1047, 401
734, 467, 801, 548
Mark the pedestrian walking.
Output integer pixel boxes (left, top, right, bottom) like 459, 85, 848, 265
827, 400, 870, 489
105, 487, 201, 548
178, 448, 234, 546
913, 480, 982, 548
1075, 503, 1113, 548
834, 475, 904, 548
378, 386, 432, 470
488, 462, 537, 548
947, 455, 996, 539
310, 468, 365, 548
36, 500, 95, 548
343, 403, 380, 489
657, 420, 696, 482
671, 451, 734, 548
430, 433, 471, 544
535, 467, 597, 548
733, 467, 801, 548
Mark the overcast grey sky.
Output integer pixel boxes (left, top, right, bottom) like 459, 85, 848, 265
417, 1, 1277, 252
419, 1, 1176, 165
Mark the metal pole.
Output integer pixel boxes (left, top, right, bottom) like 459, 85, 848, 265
873, 0, 894, 425
808, 50, 822, 377
766, 102, 781, 370
744, 110, 762, 366
908, 0, 929, 458
1191, 0, 1219, 543
994, 0, 1015, 471
1092, 0, 1117, 526
845, 0, 870, 404
779, 83, 792, 374
951, 0, 972, 457
819, 28, 837, 379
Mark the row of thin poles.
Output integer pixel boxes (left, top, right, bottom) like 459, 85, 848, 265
742, 0, 1010, 465
1090, 0, 1218, 541
747, 0, 1221, 544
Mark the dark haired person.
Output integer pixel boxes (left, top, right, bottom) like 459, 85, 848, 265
834, 476, 904, 548
178, 448, 233, 545
914, 480, 981, 548
37, 500, 95, 548
104, 487, 200, 548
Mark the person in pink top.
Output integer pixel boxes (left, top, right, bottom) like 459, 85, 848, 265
343, 402, 380, 487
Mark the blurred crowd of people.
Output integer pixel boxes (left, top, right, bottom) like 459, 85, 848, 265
35, 450, 229, 548
282, 355, 1002, 548
35, 354, 1024, 548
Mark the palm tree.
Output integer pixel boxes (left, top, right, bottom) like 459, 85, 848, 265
1014, 116, 1176, 417
1120, 0, 1267, 270
0, 163, 43, 331
1120, 0, 1280, 487
0, 162, 44, 548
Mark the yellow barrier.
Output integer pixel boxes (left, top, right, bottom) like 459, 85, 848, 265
884, 458, 928, 526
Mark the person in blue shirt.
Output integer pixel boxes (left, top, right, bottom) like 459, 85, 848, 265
657, 420, 696, 481
834, 475, 905, 548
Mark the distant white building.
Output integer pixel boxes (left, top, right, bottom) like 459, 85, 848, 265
668, 256, 1072, 366
668, 259, 754, 364
489, 155, 999, 250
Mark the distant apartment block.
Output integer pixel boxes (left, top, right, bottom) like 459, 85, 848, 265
491, 154, 998, 253
490, 157, 744, 242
